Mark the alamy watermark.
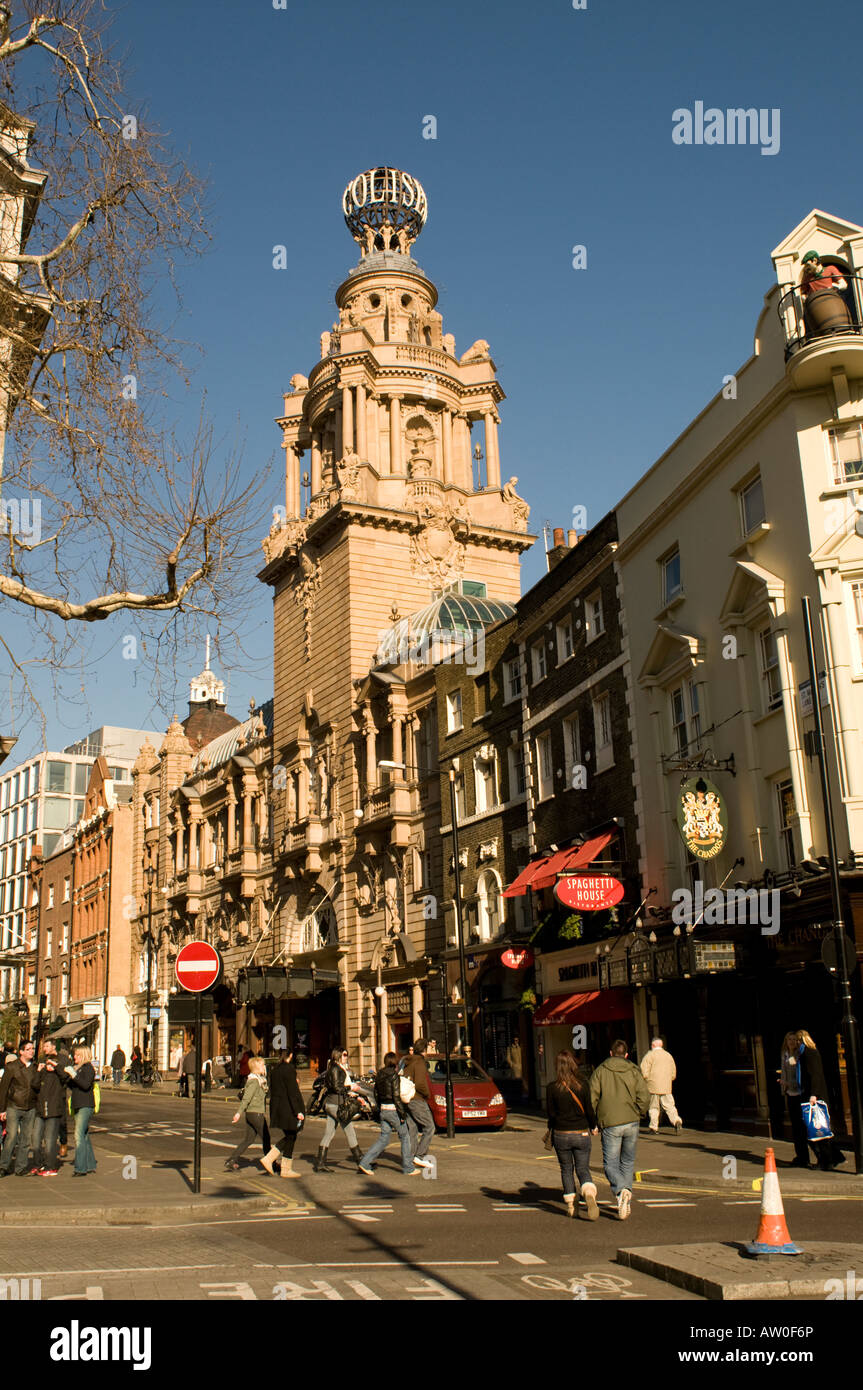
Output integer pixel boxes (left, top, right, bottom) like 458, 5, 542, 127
671, 880, 780, 935
1, 497, 41, 544
672, 102, 780, 157
375, 624, 485, 678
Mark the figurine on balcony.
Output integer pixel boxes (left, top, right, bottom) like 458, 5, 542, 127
799, 250, 852, 338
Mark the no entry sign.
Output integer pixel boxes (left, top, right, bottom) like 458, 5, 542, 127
175, 940, 221, 993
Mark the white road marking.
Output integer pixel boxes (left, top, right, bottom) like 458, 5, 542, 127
344, 1213, 379, 1222
507, 1252, 546, 1265
724, 1200, 763, 1205
639, 1201, 696, 1208
272, 1260, 499, 1269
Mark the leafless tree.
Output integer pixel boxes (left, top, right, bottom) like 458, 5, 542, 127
0, 0, 267, 732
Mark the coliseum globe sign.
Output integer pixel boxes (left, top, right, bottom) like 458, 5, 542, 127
342, 167, 428, 246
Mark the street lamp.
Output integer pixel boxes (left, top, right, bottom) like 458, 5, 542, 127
144, 862, 156, 1061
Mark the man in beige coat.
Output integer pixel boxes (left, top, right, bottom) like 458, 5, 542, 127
641, 1038, 682, 1133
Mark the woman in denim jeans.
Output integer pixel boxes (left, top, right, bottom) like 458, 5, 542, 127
58, 1046, 98, 1176
546, 1051, 599, 1220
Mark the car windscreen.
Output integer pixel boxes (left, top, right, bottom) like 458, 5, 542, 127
427, 1059, 488, 1082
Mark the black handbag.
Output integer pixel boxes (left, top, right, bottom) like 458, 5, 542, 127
337, 1095, 362, 1126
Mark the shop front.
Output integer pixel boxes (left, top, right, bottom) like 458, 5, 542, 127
236, 963, 342, 1076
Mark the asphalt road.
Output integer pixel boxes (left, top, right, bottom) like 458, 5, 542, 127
3, 1091, 860, 1303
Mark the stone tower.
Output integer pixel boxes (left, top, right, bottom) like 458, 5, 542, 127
259, 167, 533, 1065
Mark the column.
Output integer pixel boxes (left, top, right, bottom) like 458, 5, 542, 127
391, 709, 404, 774
356, 382, 367, 459
189, 808, 202, 869
335, 403, 343, 462
484, 411, 501, 489
389, 394, 403, 473
363, 711, 377, 791
310, 431, 322, 496
286, 442, 301, 517
341, 383, 354, 455
411, 982, 422, 1044
442, 409, 454, 484
242, 784, 254, 846
455, 413, 472, 490
367, 394, 380, 472
226, 785, 237, 852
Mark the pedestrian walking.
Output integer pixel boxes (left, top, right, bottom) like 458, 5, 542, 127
0, 1039, 37, 1177
57, 1045, 98, 1177
31, 1046, 67, 1175
358, 1052, 420, 1177
780, 1031, 810, 1168
225, 1057, 269, 1171
507, 1036, 528, 1101
130, 1045, 143, 1084
180, 1045, 197, 1098
795, 1029, 845, 1171
261, 1049, 305, 1178
640, 1037, 682, 1133
315, 1047, 364, 1173
110, 1045, 126, 1086
546, 1050, 600, 1220
589, 1039, 650, 1220
402, 1038, 435, 1170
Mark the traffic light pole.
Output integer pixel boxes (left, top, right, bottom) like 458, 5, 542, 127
802, 596, 863, 1174
448, 770, 470, 1053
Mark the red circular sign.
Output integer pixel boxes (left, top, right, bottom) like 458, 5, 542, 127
555, 875, 625, 911
501, 947, 534, 970
175, 940, 221, 993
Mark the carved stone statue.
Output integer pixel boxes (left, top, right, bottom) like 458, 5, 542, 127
289, 373, 309, 393
460, 338, 491, 364
320, 331, 331, 358
336, 445, 362, 499
407, 312, 421, 344
501, 476, 530, 531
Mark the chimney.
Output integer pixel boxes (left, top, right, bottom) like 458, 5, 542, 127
546, 524, 571, 572
567, 529, 579, 547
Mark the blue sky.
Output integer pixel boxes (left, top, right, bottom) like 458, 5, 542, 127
6, 0, 863, 759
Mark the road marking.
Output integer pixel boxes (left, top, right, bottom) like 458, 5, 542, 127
639, 1201, 696, 1208
507, 1252, 546, 1265
724, 1200, 762, 1205
4, 1263, 227, 1279
416, 1204, 466, 1212
344, 1213, 379, 1222
344, 1280, 381, 1300
492, 1204, 539, 1211
272, 1260, 499, 1269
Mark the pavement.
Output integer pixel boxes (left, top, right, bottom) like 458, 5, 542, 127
2, 1090, 862, 1302
618, 1242, 863, 1300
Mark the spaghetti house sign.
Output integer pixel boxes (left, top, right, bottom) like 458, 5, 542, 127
555, 875, 625, 911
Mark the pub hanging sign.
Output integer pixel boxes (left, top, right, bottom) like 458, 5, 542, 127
678, 775, 728, 861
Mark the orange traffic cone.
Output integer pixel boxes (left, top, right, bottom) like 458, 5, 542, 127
746, 1147, 803, 1255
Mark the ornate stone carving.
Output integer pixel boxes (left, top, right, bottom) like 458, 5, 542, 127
336, 445, 362, 500
501, 476, 530, 532
294, 546, 322, 660
261, 514, 307, 564
409, 504, 466, 585
460, 338, 490, 364
478, 838, 499, 862
289, 373, 309, 393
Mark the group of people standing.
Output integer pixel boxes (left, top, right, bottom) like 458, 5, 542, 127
0, 1039, 98, 1178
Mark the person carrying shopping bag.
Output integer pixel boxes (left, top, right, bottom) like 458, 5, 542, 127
796, 1029, 845, 1171
225, 1057, 269, 1171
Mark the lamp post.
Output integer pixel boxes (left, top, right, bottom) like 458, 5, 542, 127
802, 596, 863, 1174
144, 862, 155, 1062
447, 768, 470, 1054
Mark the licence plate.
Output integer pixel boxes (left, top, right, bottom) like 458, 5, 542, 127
461, 1109, 487, 1118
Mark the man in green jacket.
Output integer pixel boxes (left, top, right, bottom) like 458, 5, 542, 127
589, 1040, 650, 1221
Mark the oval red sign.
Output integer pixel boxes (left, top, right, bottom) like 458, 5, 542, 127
555, 875, 625, 911
501, 947, 534, 970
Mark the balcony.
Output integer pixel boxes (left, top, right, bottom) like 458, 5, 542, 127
279, 817, 325, 873
360, 779, 414, 844
778, 270, 863, 388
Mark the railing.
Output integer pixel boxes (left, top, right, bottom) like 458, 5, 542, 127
395, 344, 453, 368
778, 270, 863, 360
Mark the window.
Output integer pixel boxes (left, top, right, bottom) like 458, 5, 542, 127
662, 548, 682, 604
45, 926, 52, 958
446, 689, 463, 733
759, 628, 783, 711
584, 590, 605, 642
531, 640, 547, 684
476, 870, 502, 942
563, 714, 581, 785
504, 658, 522, 703
669, 680, 701, 756
776, 779, 798, 869
827, 423, 863, 485
73, 763, 89, 796
593, 694, 613, 773
474, 672, 490, 718
556, 617, 574, 662
61, 921, 69, 953
474, 749, 498, 813
43, 797, 71, 831
63, 876, 70, 903
535, 732, 554, 801
61, 972, 69, 1006
44, 974, 52, 1008
453, 772, 466, 820
507, 744, 527, 798
740, 476, 766, 534
46, 761, 71, 794
849, 581, 863, 671
48, 883, 54, 909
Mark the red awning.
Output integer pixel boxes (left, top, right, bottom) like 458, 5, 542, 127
504, 831, 614, 897
531, 832, 613, 891
533, 987, 634, 1026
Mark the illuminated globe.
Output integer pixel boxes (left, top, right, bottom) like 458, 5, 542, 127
342, 167, 428, 256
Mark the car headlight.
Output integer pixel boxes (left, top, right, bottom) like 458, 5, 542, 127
490, 1093, 505, 1106
432, 1093, 447, 1107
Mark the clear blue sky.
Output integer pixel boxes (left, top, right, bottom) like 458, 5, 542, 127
7, 0, 863, 760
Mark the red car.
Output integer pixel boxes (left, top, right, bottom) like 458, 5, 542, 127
426, 1057, 508, 1130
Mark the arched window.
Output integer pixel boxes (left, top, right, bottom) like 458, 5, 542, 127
477, 869, 501, 941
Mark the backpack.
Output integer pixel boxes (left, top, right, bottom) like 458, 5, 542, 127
399, 1073, 416, 1103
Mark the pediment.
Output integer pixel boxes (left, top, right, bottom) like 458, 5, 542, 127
811, 498, 863, 569
772, 209, 863, 263
639, 623, 704, 688
719, 559, 785, 625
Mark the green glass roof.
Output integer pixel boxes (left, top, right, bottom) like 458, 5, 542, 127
376, 592, 514, 666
